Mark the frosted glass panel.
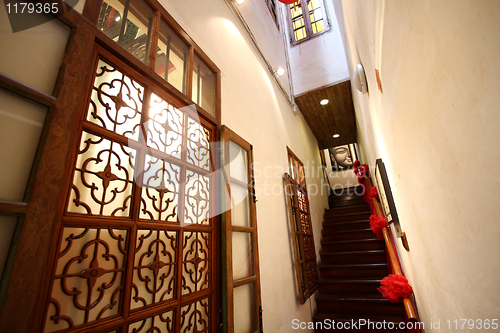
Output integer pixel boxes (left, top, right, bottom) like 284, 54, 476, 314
229, 141, 248, 183
0, 5, 70, 95
0, 89, 47, 202
0, 216, 17, 279
230, 181, 251, 228
192, 53, 215, 116
233, 282, 255, 333
156, 19, 189, 94
232, 232, 253, 280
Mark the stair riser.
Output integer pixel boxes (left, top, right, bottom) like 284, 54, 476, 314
320, 252, 387, 265
318, 282, 381, 296
325, 206, 371, 216
322, 241, 385, 252
316, 300, 406, 317
325, 213, 371, 223
319, 266, 389, 279
323, 222, 369, 233
322, 230, 375, 242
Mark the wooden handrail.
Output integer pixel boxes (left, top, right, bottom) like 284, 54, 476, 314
365, 177, 418, 323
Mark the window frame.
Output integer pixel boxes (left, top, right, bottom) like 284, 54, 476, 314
285, 0, 330, 45
90, 0, 221, 126
265, 0, 279, 29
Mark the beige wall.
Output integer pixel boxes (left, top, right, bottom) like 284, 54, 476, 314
334, 0, 500, 330
159, 1, 329, 331
286, 0, 349, 96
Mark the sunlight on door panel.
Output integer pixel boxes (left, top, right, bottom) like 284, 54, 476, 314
147, 93, 183, 158
131, 229, 177, 310
229, 141, 248, 183
67, 131, 136, 217
232, 232, 253, 280
45, 227, 128, 332
139, 155, 181, 222
234, 282, 255, 333
187, 117, 212, 171
182, 232, 210, 295
229, 181, 251, 228
87, 59, 144, 141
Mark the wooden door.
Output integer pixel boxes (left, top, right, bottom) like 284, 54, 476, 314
39, 47, 219, 333
220, 126, 262, 333
284, 149, 318, 303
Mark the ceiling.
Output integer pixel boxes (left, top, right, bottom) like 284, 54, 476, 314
294, 79, 357, 150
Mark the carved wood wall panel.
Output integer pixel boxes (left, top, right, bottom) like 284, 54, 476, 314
41, 49, 217, 332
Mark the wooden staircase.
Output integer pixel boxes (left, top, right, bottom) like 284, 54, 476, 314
314, 187, 407, 332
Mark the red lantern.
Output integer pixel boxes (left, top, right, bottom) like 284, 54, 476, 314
278, 0, 298, 4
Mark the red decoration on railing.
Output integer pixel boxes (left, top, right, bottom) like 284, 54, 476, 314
353, 162, 370, 185
359, 164, 369, 177
378, 274, 413, 303
370, 186, 378, 198
369, 215, 388, 240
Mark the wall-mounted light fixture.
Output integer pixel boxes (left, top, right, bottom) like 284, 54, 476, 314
353, 64, 368, 94
274, 67, 285, 77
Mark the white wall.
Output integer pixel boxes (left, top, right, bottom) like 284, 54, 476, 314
158, 1, 329, 331
285, 0, 349, 96
334, 0, 500, 331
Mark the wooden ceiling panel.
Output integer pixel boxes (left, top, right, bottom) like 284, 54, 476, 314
295, 80, 357, 149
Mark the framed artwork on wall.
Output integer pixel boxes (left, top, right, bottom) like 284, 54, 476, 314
328, 143, 359, 172
374, 158, 402, 237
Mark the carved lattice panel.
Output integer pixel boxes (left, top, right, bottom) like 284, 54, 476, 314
303, 235, 315, 260
184, 171, 211, 225
67, 131, 136, 217
87, 59, 144, 141
146, 93, 183, 158
139, 155, 181, 222
297, 189, 308, 212
128, 310, 175, 333
306, 260, 318, 289
43, 52, 216, 332
180, 298, 210, 333
44, 227, 128, 332
186, 117, 212, 171
131, 229, 177, 310
181, 232, 210, 295
300, 211, 311, 235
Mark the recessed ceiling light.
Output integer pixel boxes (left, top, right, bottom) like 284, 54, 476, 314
320, 99, 329, 105
333, 134, 340, 138
236, 0, 245, 4
115, 16, 120, 21
274, 67, 285, 77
